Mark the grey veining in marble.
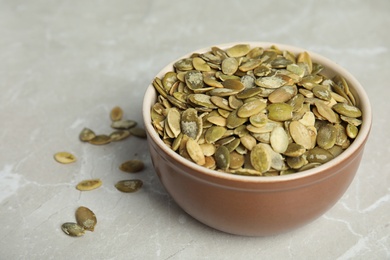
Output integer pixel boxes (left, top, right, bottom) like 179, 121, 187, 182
0, 0, 389, 259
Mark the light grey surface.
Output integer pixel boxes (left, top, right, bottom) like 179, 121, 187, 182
0, 0, 389, 259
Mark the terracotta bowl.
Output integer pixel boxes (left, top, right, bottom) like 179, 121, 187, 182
142, 42, 372, 236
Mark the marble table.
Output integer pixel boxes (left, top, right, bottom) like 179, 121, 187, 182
0, 0, 389, 259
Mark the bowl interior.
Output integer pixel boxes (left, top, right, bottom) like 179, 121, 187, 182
143, 42, 372, 184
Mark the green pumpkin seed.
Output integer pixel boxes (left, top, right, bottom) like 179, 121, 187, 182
317, 124, 336, 149
111, 120, 137, 129
346, 123, 359, 139
109, 130, 130, 141
88, 134, 111, 145
205, 126, 227, 144
250, 143, 271, 173
270, 126, 289, 153
115, 179, 143, 193
54, 152, 76, 164
307, 147, 334, 164
226, 44, 250, 57
214, 145, 230, 170
267, 103, 293, 121
61, 223, 85, 237
120, 159, 144, 173
332, 103, 362, 118
76, 179, 102, 191
79, 128, 96, 142
237, 99, 267, 118
76, 206, 97, 232
186, 138, 206, 165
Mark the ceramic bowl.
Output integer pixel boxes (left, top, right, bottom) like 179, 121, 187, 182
142, 42, 372, 236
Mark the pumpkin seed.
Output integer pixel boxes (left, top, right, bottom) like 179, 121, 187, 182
267, 103, 293, 121
317, 124, 336, 149
111, 119, 137, 129
115, 179, 143, 193
185, 70, 204, 90
237, 99, 267, 118
270, 126, 289, 153
129, 127, 147, 138
76, 179, 102, 191
346, 123, 359, 139
332, 103, 362, 118
186, 138, 206, 165
181, 108, 202, 140
289, 121, 312, 149
250, 143, 271, 173
120, 159, 144, 173
222, 57, 239, 75
214, 145, 230, 170
109, 130, 130, 141
79, 128, 96, 142
54, 152, 76, 164
307, 147, 334, 164
226, 44, 250, 57
110, 106, 123, 121
75, 206, 97, 231
61, 222, 85, 237
88, 135, 111, 145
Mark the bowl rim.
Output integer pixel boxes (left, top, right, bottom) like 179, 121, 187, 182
143, 41, 372, 184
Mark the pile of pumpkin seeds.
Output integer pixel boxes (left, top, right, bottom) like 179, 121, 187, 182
55, 106, 146, 237
151, 44, 363, 176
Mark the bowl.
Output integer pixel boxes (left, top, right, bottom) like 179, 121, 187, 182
142, 42, 372, 236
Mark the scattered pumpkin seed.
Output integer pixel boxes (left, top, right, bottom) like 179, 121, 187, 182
110, 106, 123, 121
79, 128, 96, 142
76, 179, 102, 191
111, 119, 137, 130
115, 179, 143, 193
120, 159, 144, 173
61, 222, 85, 237
76, 206, 97, 231
54, 152, 76, 164
88, 134, 111, 145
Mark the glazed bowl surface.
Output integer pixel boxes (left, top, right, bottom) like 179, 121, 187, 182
142, 42, 372, 236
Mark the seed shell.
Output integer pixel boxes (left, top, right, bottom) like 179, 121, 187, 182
115, 179, 143, 193
88, 135, 111, 145
76, 206, 97, 231
76, 179, 102, 191
120, 159, 144, 173
110, 106, 123, 121
54, 152, 76, 164
61, 222, 85, 237
79, 128, 96, 142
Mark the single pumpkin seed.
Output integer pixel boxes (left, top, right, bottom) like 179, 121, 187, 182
186, 138, 206, 165
88, 135, 111, 145
54, 152, 76, 164
79, 128, 96, 142
109, 130, 131, 141
110, 106, 123, 121
250, 143, 272, 173
214, 145, 230, 170
332, 103, 362, 118
120, 159, 144, 173
75, 206, 97, 231
111, 119, 137, 129
115, 179, 143, 193
61, 223, 85, 237
76, 179, 102, 191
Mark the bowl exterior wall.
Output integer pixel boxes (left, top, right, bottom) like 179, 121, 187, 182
147, 130, 366, 236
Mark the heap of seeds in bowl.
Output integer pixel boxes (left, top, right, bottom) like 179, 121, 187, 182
151, 44, 362, 176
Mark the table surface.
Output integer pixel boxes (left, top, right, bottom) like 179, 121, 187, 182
1, 0, 389, 259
